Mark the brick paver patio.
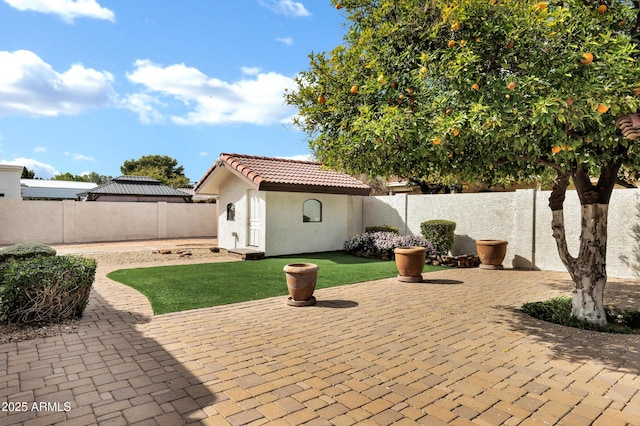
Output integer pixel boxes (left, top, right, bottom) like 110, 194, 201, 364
1, 246, 640, 425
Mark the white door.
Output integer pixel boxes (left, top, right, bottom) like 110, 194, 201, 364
248, 190, 260, 247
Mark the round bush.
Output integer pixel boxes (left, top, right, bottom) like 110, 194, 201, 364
1, 255, 96, 324
0, 242, 56, 263
420, 220, 456, 256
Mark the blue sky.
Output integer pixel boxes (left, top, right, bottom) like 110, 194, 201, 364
0, 0, 346, 182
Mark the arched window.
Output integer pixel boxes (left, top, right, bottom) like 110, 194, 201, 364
226, 203, 235, 221
303, 199, 322, 222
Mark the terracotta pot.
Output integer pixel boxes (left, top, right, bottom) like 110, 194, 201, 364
394, 246, 426, 282
283, 263, 318, 306
476, 240, 508, 270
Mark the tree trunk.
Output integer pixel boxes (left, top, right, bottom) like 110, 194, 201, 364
551, 204, 609, 327
548, 164, 615, 327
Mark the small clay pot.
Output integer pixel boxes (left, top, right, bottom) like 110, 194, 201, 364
394, 246, 426, 282
476, 240, 508, 270
283, 263, 319, 306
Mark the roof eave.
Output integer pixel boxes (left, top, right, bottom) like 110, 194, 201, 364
258, 182, 371, 196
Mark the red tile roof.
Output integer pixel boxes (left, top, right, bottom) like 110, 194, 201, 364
195, 153, 371, 196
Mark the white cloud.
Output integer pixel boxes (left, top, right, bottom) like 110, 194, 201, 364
125, 59, 298, 126
34, 146, 46, 153
0, 50, 116, 117
120, 92, 165, 124
1, 157, 58, 178
73, 153, 94, 161
276, 37, 294, 46
280, 154, 314, 162
241, 66, 261, 76
3, 0, 115, 23
199, 151, 209, 157
258, 0, 310, 17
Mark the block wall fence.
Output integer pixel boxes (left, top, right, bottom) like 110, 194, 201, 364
362, 188, 640, 279
0, 200, 217, 245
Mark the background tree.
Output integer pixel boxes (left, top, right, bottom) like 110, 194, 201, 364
120, 155, 190, 188
21, 167, 35, 179
52, 172, 111, 184
286, 0, 640, 326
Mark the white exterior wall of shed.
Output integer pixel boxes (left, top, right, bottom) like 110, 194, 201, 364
264, 192, 350, 257
216, 174, 253, 251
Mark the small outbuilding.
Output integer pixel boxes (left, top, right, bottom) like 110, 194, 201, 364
81, 176, 192, 203
21, 179, 98, 200
195, 153, 371, 257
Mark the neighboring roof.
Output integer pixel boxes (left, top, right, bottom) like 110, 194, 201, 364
178, 187, 217, 202
82, 176, 192, 201
195, 153, 371, 196
21, 179, 98, 200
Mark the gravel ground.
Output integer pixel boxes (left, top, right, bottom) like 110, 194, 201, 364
0, 248, 228, 344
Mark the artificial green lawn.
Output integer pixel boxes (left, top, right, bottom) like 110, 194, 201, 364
107, 251, 443, 314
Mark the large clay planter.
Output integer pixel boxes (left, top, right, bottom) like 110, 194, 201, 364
283, 263, 319, 306
476, 240, 508, 270
394, 246, 426, 282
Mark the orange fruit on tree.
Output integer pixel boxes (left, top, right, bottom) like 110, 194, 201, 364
566, 98, 574, 106
451, 21, 461, 31
507, 82, 516, 90
350, 85, 359, 95
535, 2, 548, 11
318, 95, 326, 105
433, 138, 441, 145
336, 3, 343, 10
633, 88, 640, 97
471, 83, 480, 91
580, 52, 594, 65
597, 103, 609, 113
452, 129, 460, 137
598, 4, 607, 14
448, 40, 456, 48
551, 146, 561, 154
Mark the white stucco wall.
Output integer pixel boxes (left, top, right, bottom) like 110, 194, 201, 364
0, 200, 64, 243
347, 195, 364, 238
216, 175, 254, 251
0, 200, 217, 245
265, 192, 350, 257
362, 194, 408, 234
0, 165, 23, 200
534, 189, 640, 278
363, 188, 640, 278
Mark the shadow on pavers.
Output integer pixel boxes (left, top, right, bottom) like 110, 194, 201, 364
1, 286, 218, 425
315, 299, 359, 308
495, 276, 640, 375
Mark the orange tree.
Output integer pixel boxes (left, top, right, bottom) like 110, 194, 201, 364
286, 0, 640, 326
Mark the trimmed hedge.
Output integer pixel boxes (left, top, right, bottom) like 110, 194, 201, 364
0, 242, 56, 263
365, 225, 399, 234
0, 255, 97, 324
420, 220, 456, 256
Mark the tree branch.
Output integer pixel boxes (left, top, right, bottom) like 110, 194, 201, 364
615, 177, 637, 189
549, 170, 572, 211
549, 170, 576, 275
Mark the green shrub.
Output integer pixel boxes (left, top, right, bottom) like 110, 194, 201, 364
420, 220, 456, 256
0, 255, 96, 324
365, 225, 399, 234
0, 242, 56, 263
522, 296, 640, 334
